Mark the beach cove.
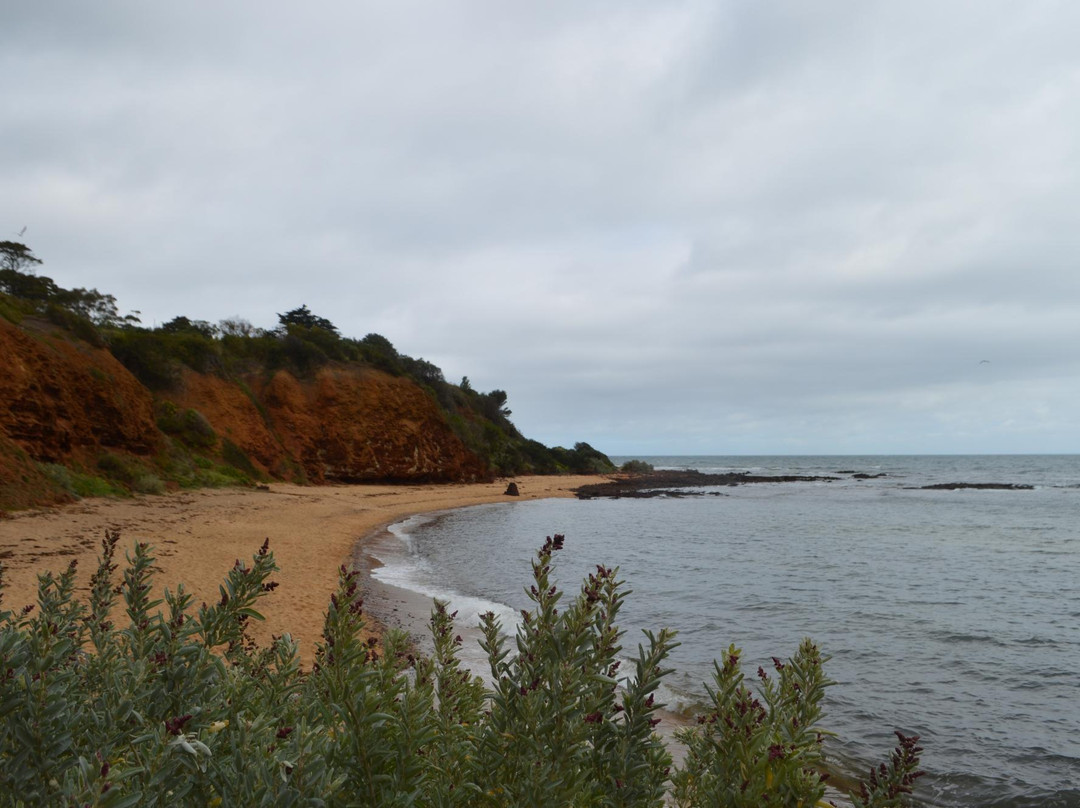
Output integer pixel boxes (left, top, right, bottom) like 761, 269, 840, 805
0, 476, 603, 662
367, 455, 1080, 807
4, 456, 1078, 806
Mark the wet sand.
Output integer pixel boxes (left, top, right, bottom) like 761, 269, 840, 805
0, 477, 603, 661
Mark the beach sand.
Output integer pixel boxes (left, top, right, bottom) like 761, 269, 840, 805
0, 476, 602, 662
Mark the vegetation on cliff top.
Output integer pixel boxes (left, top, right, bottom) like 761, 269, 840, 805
0, 533, 924, 806
0, 242, 614, 507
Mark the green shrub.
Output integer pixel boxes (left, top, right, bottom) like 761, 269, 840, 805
37, 462, 129, 499
132, 473, 166, 495
279, 333, 329, 373
0, 534, 924, 807
182, 409, 217, 449
221, 438, 258, 479
189, 467, 246, 489
45, 303, 105, 347
671, 640, 831, 806
108, 329, 180, 390
92, 454, 164, 495
96, 451, 139, 485
0, 294, 26, 325
551, 441, 618, 474
156, 403, 217, 450
167, 331, 221, 374
620, 459, 655, 474
516, 438, 563, 474
153, 442, 251, 491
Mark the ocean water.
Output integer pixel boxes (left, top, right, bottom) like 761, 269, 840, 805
369, 456, 1080, 807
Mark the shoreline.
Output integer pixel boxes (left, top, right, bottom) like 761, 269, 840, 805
1, 473, 860, 802
0, 476, 604, 662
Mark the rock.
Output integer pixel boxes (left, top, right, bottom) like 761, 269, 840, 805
504, 482, 520, 496
574, 469, 840, 499
919, 482, 1034, 491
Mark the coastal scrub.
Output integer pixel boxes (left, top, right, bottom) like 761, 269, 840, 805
0, 533, 922, 806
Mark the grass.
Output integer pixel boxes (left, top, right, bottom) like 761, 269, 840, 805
38, 463, 129, 499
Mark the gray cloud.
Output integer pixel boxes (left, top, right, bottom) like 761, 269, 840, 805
3, 1, 1079, 454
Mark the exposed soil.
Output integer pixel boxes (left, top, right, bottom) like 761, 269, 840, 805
0, 315, 489, 510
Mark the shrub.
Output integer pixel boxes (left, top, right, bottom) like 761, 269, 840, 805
45, 303, 105, 347
0, 534, 924, 807
620, 459, 655, 474
166, 332, 221, 374
156, 403, 217, 450
182, 410, 217, 449
671, 640, 832, 806
96, 451, 139, 485
280, 332, 330, 373
551, 442, 618, 474
0, 294, 25, 325
90, 454, 164, 496
108, 329, 180, 390
221, 438, 258, 479
37, 462, 128, 499
357, 332, 404, 375
132, 473, 166, 495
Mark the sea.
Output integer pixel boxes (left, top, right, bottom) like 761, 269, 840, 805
368, 455, 1080, 807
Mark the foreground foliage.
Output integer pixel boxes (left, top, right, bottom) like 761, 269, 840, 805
0, 532, 922, 807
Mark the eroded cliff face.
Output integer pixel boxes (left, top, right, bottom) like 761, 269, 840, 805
166, 370, 284, 475
169, 366, 487, 483
252, 367, 486, 483
0, 317, 161, 465
0, 315, 489, 510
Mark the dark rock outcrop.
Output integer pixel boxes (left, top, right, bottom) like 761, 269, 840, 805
919, 482, 1034, 491
574, 469, 839, 499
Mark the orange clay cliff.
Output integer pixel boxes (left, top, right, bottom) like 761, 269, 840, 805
0, 314, 488, 512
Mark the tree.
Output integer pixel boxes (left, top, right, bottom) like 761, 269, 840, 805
485, 389, 511, 418
400, 356, 445, 388
160, 316, 217, 338
0, 241, 42, 275
276, 304, 339, 335
360, 332, 397, 356
0, 241, 52, 300
218, 317, 261, 338
52, 286, 136, 327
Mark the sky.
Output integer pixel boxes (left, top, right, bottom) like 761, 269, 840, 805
3, 1, 1079, 455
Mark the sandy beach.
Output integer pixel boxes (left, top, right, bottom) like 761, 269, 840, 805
0, 476, 602, 661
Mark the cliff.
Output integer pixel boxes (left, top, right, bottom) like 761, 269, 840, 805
0, 315, 488, 511
170, 365, 487, 483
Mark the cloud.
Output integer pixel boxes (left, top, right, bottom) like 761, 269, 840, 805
3, 1, 1079, 453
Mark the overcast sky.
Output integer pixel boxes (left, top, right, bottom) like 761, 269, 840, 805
3, 2, 1079, 455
